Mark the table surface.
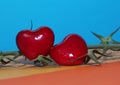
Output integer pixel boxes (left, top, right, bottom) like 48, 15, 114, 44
0, 61, 120, 85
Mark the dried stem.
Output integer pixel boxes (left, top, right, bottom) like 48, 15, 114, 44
88, 44, 120, 49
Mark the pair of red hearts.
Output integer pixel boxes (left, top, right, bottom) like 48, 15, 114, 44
16, 26, 88, 66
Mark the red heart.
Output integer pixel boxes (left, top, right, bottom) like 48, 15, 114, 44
50, 34, 88, 66
16, 26, 54, 60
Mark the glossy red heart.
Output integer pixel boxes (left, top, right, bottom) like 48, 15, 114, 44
50, 34, 88, 66
16, 26, 54, 60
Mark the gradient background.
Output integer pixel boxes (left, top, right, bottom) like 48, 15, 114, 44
0, 0, 120, 51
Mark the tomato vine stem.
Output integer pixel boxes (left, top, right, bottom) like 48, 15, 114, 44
0, 43, 120, 65
88, 44, 120, 49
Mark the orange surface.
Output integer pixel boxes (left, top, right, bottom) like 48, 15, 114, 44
0, 61, 120, 85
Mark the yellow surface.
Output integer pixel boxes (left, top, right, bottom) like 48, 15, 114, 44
0, 65, 79, 79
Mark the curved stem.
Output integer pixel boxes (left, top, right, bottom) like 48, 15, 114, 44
87, 50, 101, 65
30, 20, 33, 30
33, 55, 52, 66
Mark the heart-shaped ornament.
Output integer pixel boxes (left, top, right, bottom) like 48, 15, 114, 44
50, 34, 88, 66
16, 26, 54, 60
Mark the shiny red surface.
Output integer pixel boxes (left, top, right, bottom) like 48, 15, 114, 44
16, 26, 54, 60
50, 34, 88, 65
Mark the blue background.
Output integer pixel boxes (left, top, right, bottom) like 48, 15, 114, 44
0, 0, 120, 51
